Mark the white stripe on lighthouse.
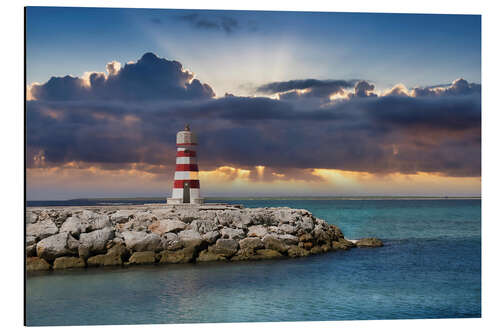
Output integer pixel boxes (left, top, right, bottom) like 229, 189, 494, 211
174, 171, 199, 180
176, 157, 196, 164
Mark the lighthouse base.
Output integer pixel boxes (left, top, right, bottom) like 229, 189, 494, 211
167, 197, 204, 205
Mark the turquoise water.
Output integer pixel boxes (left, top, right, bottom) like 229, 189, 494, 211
26, 199, 481, 325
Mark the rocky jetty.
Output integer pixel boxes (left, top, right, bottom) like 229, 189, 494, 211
25, 204, 383, 272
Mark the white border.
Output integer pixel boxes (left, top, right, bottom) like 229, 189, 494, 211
2, 1, 499, 332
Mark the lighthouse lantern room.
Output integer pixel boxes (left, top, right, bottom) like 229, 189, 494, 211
167, 124, 204, 204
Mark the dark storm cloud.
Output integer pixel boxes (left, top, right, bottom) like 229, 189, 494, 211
177, 13, 239, 34
257, 79, 356, 100
30, 53, 215, 101
412, 78, 481, 97
348, 80, 377, 98
27, 53, 481, 178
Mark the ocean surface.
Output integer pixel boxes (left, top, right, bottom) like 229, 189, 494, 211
25, 199, 481, 326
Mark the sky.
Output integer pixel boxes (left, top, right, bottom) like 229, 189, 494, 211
25, 7, 481, 200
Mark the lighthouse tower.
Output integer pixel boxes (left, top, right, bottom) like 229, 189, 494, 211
167, 124, 204, 205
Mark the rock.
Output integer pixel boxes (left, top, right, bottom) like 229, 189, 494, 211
26, 257, 50, 271
159, 247, 196, 264
202, 230, 220, 244
178, 230, 203, 249
110, 210, 134, 224
255, 249, 283, 259
191, 219, 219, 233
87, 253, 122, 267
212, 238, 239, 257
287, 245, 310, 257
27, 219, 58, 241
356, 238, 384, 248
160, 233, 183, 250
301, 241, 313, 250
53, 256, 86, 269
221, 227, 245, 240
263, 235, 288, 253
60, 216, 89, 236
26, 211, 38, 224
26, 244, 37, 257
296, 216, 314, 232
122, 230, 160, 252
150, 208, 177, 219
278, 224, 297, 235
106, 243, 129, 261
148, 219, 186, 235
247, 225, 268, 238
239, 237, 264, 251
276, 234, 299, 245
310, 246, 323, 255
36, 232, 72, 261
299, 233, 313, 243
233, 213, 252, 229
26, 235, 36, 246
332, 238, 355, 250
129, 251, 156, 265
197, 249, 226, 262
274, 209, 296, 224
79, 228, 115, 256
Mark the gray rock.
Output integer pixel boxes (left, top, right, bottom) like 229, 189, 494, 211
212, 238, 239, 257
191, 219, 219, 233
27, 219, 58, 241
26, 235, 36, 246
110, 210, 134, 224
247, 225, 268, 238
149, 219, 186, 235
295, 216, 314, 232
263, 235, 288, 253
60, 216, 89, 236
356, 238, 384, 248
122, 230, 161, 252
202, 230, 221, 244
26, 211, 38, 224
277, 233, 299, 245
160, 232, 183, 250
36, 232, 72, 261
239, 237, 264, 251
278, 224, 297, 235
79, 227, 115, 256
178, 229, 203, 248
221, 227, 245, 240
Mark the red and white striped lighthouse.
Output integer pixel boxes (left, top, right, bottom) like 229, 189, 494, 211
167, 124, 204, 204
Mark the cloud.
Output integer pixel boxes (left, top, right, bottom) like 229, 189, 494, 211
256, 79, 355, 101
177, 13, 240, 34
29, 53, 215, 101
412, 78, 481, 97
348, 80, 377, 98
26, 53, 481, 180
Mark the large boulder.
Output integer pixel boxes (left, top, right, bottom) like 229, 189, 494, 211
239, 237, 264, 251
53, 256, 86, 270
263, 235, 288, 253
202, 230, 221, 244
221, 227, 245, 240
276, 233, 299, 245
160, 232, 183, 250
332, 238, 355, 250
129, 251, 156, 265
110, 210, 134, 224
26, 211, 38, 224
26, 257, 50, 271
159, 247, 196, 264
87, 253, 122, 267
148, 219, 186, 235
213, 238, 239, 257
79, 228, 115, 257
122, 230, 160, 252
60, 216, 89, 236
278, 224, 297, 235
36, 232, 73, 261
247, 225, 268, 238
356, 238, 384, 248
27, 219, 58, 241
178, 230, 203, 249
191, 219, 219, 233
255, 249, 283, 260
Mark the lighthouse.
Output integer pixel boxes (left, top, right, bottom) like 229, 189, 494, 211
167, 124, 204, 204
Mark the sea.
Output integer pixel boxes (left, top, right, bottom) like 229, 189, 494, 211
25, 198, 481, 326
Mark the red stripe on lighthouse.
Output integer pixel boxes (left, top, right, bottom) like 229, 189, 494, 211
176, 150, 197, 157
174, 180, 200, 188
177, 143, 197, 146
175, 164, 199, 171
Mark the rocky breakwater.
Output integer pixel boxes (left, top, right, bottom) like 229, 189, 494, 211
26, 204, 383, 272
